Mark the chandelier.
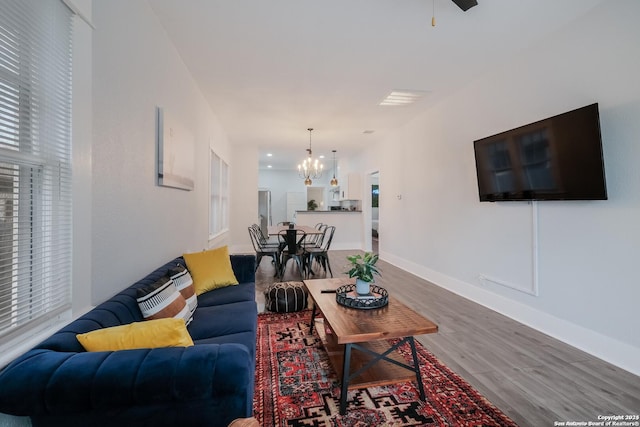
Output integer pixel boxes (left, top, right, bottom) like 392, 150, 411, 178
298, 128, 323, 186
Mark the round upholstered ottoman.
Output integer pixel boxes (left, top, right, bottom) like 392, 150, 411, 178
264, 281, 308, 313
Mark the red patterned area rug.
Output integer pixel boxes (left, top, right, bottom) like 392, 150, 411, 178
254, 310, 518, 427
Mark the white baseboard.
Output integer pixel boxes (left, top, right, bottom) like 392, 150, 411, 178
380, 250, 640, 377
327, 242, 362, 251
229, 244, 253, 255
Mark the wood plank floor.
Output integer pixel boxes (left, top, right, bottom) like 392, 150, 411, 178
255, 249, 640, 426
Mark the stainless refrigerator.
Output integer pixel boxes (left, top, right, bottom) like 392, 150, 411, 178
258, 190, 271, 238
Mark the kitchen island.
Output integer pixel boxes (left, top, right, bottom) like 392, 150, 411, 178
294, 210, 363, 250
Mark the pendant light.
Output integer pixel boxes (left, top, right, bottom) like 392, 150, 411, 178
432, 0, 436, 27
330, 150, 338, 187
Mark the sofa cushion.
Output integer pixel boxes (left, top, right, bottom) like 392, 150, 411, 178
136, 276, 191, 324
193, 331, 257, 359
76, 318, 194, 351
168, 264, 198, 319
187, 300, 257, 342
197, 281, 256, 308
183, 246, 239, 295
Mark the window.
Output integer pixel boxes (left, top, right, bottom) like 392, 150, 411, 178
209, 150, 229, 237
0, 0, 73, 344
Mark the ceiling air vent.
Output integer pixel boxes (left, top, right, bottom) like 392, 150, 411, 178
379, 90, 427, 107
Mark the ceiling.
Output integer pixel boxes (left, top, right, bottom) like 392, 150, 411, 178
148, 0, 604, 170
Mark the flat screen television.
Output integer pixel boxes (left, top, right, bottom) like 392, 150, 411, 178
473, 103, 607, 201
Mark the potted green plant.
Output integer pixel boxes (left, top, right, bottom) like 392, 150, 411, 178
307, 199, 318, 211
346, 252, 381, 295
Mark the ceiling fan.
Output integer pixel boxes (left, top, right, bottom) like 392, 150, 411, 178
451, 0, 478, 11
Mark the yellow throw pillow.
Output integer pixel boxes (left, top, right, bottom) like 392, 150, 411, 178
183, 246, 239, 295
76, 318, 194, 352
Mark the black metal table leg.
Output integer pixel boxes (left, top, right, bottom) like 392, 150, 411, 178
309, 303, 317, 334
339, 343, 352, 415
408, 337, 426, 400
335, 337, 426, 415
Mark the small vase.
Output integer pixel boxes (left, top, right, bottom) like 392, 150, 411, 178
355, 279, 371, 296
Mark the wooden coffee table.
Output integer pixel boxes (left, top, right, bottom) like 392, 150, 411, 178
304, 277, 438, 415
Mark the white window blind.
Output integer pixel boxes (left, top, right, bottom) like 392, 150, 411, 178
209, 150, 229, 237
0, 0, 73, 342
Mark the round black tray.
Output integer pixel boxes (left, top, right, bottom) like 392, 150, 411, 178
335, 284, 389, 310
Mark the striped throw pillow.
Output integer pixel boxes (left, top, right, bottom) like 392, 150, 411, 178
169, 264, 197, 320
136, 276, 191, 325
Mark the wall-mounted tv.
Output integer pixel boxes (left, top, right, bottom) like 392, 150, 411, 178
473, 103, 607, 201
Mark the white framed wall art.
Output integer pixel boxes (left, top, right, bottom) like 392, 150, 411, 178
156, 106, 195, 191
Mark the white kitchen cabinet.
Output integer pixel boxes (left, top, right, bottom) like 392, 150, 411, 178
339, 172, 362, 200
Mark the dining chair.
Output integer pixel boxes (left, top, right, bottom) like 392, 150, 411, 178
302, 223, 327, 250
248, 226, 280, 276
277, 229, 308, 279
251, 223, 279, 248
305, 225, 335, 277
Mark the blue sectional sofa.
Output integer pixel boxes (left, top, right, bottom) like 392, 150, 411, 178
0, 254, 257, 427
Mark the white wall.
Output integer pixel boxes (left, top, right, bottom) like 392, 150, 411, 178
91, 0, 232, 303
71, 0, 93, 317
229, 145, 259, 254
353, 0, 640, 375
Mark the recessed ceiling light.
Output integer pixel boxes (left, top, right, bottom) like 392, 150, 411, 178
266, 153, 273, 157
319, 155, 325, 159
379, 90, 427, 106
267, 165, 272, 168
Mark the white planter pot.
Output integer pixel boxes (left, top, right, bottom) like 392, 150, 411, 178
355, 278, 371, 295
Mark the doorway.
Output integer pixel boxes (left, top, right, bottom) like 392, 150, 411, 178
306, 186, 324, 211
257, 189, 272, 237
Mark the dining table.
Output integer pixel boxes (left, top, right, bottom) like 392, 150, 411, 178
267, 225, 325, 277
266, 225, 323, 236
